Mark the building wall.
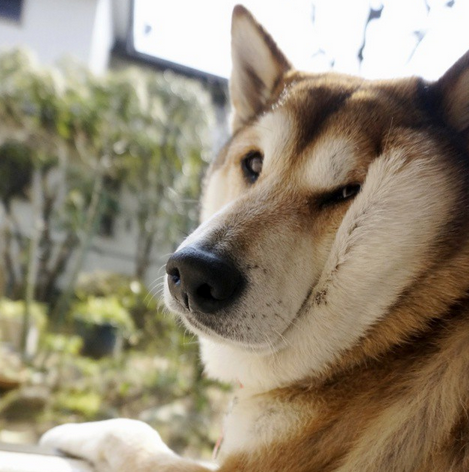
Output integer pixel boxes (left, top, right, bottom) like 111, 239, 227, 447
89, 0, 114, 73
0, 0, 112, 74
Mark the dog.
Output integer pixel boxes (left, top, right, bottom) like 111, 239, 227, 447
41, 5, 469, 471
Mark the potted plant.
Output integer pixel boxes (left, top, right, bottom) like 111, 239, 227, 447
70, 296, 135, 359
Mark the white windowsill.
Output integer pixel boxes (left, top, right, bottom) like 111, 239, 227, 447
0, 450, 92, 472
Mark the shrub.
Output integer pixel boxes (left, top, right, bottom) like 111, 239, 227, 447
0, 298, 47, 329
70, 296, 135, 336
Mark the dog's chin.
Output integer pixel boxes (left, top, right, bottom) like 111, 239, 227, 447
188, 314, 283, 353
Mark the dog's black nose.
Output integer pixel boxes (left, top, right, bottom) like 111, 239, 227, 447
166, 246, 244, 313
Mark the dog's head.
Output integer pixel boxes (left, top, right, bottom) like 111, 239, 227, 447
165, 6, 469, 390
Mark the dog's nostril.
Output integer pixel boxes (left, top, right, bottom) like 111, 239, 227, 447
196, 283, 215, 301
169, 268, 181, 285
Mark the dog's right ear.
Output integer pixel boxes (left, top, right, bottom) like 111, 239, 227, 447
230, 5, 292, 131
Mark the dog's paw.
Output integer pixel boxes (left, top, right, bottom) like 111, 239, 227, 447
40, 419, 176, 472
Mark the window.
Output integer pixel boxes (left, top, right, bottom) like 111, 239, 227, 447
131, 0, 469, 82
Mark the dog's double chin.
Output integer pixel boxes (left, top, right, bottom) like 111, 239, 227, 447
172, 304, 288, 353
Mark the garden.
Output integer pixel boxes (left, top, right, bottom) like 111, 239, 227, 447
0, 49, 229, 460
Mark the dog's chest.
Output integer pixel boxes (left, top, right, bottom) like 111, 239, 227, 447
218, 390, 311, 461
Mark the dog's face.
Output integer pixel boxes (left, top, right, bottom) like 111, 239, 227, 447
165, 6, 469, 389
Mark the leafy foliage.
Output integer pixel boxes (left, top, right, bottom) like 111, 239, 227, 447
0, 142, 34, 208
0, 298, 47, 330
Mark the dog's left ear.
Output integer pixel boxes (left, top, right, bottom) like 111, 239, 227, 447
434, 51, 469, 136
230, 5, 292, 131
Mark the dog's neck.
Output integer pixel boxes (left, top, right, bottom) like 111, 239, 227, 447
216, 383, 312, 462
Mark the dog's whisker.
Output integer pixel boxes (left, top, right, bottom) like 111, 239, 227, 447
273, 328, 290, 348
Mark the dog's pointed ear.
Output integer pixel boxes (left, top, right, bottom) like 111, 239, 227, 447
434, 51, 469, 136
230, 5, 292, 131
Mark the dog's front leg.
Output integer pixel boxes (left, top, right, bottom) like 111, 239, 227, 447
40, 419, 217, 472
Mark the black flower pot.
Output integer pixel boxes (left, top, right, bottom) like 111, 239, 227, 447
76, 321, 122, 359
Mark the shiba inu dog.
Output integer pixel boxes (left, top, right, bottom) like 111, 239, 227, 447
41, 5, 469, 471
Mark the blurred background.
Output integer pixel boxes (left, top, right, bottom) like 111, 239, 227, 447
0, 0, 467, 461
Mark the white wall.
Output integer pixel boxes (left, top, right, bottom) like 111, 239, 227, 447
0, 0, 113, 74
90, 0, 114, 73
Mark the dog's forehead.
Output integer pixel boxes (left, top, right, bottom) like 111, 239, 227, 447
254, 109, 357, 188
277, 76, 361, 155
256, 74, 425, 186
277, 74, 424, 143
251, 83, 368, 183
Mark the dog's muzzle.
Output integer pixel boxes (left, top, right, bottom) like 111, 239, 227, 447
166, 245, 244, 314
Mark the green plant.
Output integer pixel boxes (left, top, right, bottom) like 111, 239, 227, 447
55, 390, 102, 419
70, 296, 135, 336
0, 297, 47, 330
75, 271, 141, 300
41, 333, 83, 355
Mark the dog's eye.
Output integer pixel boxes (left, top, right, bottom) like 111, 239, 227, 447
242, 151, 263, 183
321, 184, 361, 207
341, 184, 361, 200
